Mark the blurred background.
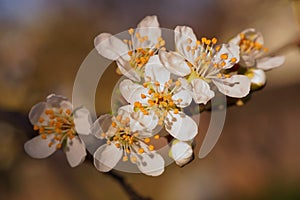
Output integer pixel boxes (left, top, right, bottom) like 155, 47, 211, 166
0, 0, 300, 199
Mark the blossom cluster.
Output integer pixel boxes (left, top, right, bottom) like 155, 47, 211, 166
24, 16, 285, 176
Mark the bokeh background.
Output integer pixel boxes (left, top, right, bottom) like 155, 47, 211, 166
1, 0, 300, 199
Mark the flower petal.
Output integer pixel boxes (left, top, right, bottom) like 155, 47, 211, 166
28, 102, 47, 125
170, 140, 193, 167
212, 43, 240, 69
73, 108, 92, 135
24, 135, 57, 159
65, 137, 86, 167
172, 89, 192, 108
94, 144, 123, 172
144, 55, 170, 89
94, 33, 129, 60
256, 56, 285, 71
134, 15, 161, 48
190, 78, 215, 104
213, 75, 251, 98
159, 50, 191, 76
119, 79, 148, 104
132, 143, 165, 176
46, 94, 69, 108
165, 112, 198, 141
116, 57, 141, 82
118, 105, 158, 133
174, 26, 198, 62
91, 114, 113, 139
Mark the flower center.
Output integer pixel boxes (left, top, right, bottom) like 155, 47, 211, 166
102, 115, 159, 163
33, 108, 76, 149
134, 79, 182, 125
184, 37, 236, 81
121, 28, 165, 74
238, 33, 268, 55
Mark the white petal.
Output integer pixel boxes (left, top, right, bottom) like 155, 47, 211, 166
59, 100, 73, 110
246, 68, 266, 86
91, 114, 113, 139
256, 56, 285, 71
28, 102, 47, 125
165, 112, 198, 141
65, 137, 86, 167
24, 135, 57, 159
132, 148, 165, 176
159, 50, 191, 76
134, 15, 161, 48
144, 55, 170, 89
212, 43, 240, 69
116, 57, 141, 82
174, 26, 198, 62
172, 89, 192, 108
73, 108, 92, 135
118, 105, 158, 133
119, 79, 148, 104
46, 94, 69, 107
94, 144, 123, 172
191, 78, 215, 104
170, 140, 193, 167
213, 75, 251, 98
94, 33, 129, 60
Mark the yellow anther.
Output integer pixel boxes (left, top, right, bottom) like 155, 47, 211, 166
111, 121, 117, 127
205, 39, 211, 45
175, 80, 181, 86
128, 51, 133, 56
173, 108, 179, 114
155, 81, 160, 86
138, 148, 144, 154
41, 134, 47, 139
201, 37, 207, 44
134, 102, 141, 108
56, 143, 62, 149
126, 148, 131, 154
239, 33, 245, 39
123, 156, 128, 162
212, 37, 218, 44
115, 143, 121, 148
33, 125, 39, 131
220, 53, 228, 60
196, 40, 201, 45
225, 74, 231, 78
39, 127, 45, 134
236, 99, 244, 106
148, 145, 154, 151
154, 135, 160, 139
217, 73, 222, 78
141, 94, 147, 99
220, 61, 226, 67
128, 28, 134, 35
215, 46, 221, 52
143, 82, 148, 88
48, 142, 53, 147
231, 57, 237, 63
186, 46, 191, 52
65, 109, 71, 115
131, 156, 137, 163
101, 132, 106, 138
45, 109, 54, 115
144, 138, 150, 143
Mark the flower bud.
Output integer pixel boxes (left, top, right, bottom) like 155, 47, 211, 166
169, 140, 194, 167
245, 68, 266, 91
